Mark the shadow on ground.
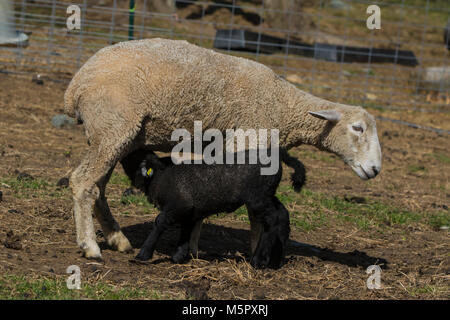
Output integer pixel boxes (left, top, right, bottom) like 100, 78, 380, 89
119, 222, 388, 269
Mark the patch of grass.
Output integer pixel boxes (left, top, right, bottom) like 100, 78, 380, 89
0, 274, 168, 300
121, 193, 152, 208
235, 206, 248, 216
0, 176, 53, 200
408, 165, 426, 174
309, 190, 423, 230
427, 211, 450, 229
234, 206, 249, 222
1, 177, 50, 191
299, 150, 336, 164
0, 176, 75, 201
408, 285, 449, 298
430, 182, 446, 192
290, 210, 328, 232
207, 212, 231, 221
276, 192, 296, 205
63, 149, 72, 158
277, 184, 299, 204
277, 187, 442, 231
45, 188, 71, 199
432, 153, 450, 164
109, 172, 130, 187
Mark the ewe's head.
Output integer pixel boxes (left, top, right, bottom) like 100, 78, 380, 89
309, 107, 382, 180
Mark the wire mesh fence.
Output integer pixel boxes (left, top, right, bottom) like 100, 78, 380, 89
0, 0, 449, 114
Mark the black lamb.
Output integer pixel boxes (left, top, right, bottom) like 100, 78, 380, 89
120, 148, 306, 269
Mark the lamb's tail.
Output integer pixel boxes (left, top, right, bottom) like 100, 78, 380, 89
280, 148, 306, 193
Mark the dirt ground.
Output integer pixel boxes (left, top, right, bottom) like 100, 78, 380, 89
0, 74, 448, 300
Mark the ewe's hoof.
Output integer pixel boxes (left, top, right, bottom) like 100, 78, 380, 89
81, 241, 103, 261
117, 239, 133, 253
107, 231, 133, 253
84, 255, 104, 262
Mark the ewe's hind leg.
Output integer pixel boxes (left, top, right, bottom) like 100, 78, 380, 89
71, 125, 140, 259
70, 150, 102, 260
94, 168, 132, 253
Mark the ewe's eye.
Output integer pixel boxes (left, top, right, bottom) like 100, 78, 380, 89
352, 125, 363, 133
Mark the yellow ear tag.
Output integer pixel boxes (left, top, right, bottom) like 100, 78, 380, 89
146, 168, 153, 177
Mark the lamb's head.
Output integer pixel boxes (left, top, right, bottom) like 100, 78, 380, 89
139, 153, 168, 178
308, 107, 382, 180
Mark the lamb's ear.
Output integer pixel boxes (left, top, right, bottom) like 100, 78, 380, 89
131, 162, 147, 191
139, 160, 150, 177
308, 110, 341, 122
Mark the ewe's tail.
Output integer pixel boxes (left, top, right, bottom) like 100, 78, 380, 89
63, 78, 82, 122
280, 148, 306, 193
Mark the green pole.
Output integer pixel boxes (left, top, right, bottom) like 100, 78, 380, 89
128, 0, 135, 40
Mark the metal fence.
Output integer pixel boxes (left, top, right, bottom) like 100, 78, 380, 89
1, 0, 449, 113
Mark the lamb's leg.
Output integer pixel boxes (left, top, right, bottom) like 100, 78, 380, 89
172, 219, 198, 263
247, 197, 290, 269
135, 211, 173, 261
189, 219, 203, 258
94, 168, 132, 253
264, 197, 290, 268
247, 202, 273, 269
246, 206, 263, 254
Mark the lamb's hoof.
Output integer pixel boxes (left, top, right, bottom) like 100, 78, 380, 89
190, 250, 199, 260
106, 231, 133, 253
80, 241, 103, 261
267, 253, 284, 269
135, 249, 152, 261
172, 244, 190, 264
171, 252, 189, 264
250, 255, 270, 269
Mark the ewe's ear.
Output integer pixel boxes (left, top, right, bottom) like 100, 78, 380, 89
308, 110, 341, 122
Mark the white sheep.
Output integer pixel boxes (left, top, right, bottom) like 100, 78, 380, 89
64, 38, 382, 260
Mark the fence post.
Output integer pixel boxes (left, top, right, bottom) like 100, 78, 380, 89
0, 0, 28, 46
128, 0, 135, 40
